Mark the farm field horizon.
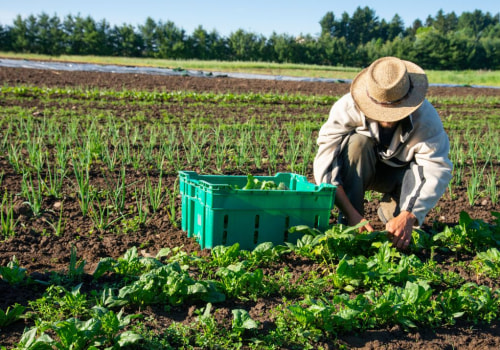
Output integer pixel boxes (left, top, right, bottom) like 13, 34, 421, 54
1, 53, 499, 88
0, 66, 499, 349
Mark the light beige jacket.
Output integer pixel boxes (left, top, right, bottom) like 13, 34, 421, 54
313, 93, 453, 225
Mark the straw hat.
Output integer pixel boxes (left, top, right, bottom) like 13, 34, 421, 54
350, 56, 429, 122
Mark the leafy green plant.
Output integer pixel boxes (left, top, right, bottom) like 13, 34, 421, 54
90, 306, 143, 348
244, 241, 287, 268
242, 174, 288, 190
433, 211, 500, 252
11, 327, 53, 350
473, 248, 500, 278
109, 262, 225, 307
193, 303, 232, 349
216, 261, 265, 300
0, 256, 27, 285
93, 246, 162, 280
28, 284, 89, 327
210, 243, 242, 268
0, 304, 26, 327
231, 308, 259, 339
17, 307, 143, 350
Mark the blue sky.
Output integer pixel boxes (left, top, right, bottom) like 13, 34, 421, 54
1, 0, 498, 37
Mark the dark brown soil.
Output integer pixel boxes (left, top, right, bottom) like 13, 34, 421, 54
0, 65, 499, 349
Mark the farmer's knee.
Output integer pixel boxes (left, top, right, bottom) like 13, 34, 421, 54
345, 133, 376, 166
339, 133, 377, 188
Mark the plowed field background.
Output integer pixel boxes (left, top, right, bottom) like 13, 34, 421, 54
0, 65, 499, 349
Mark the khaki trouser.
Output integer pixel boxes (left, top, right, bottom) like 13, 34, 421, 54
338, 133, 411, 219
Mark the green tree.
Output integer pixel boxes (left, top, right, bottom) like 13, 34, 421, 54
387, 36, 416, 61
62, 14, 84, 54
62, 15, 110, 55
295, 34, 321, 64
458, 10, 497, 39
110, 23, 143, 57
406, 19, 423, 37
337, 12, 350, 39
189, 25, 222, 60
413, 27, 451, 69
138, 17, 157, 57
227, 29, 266, 61
480, 32, 500, 68
94, 18, 113, 56
34, 13, 64, 55
318, 35, 350, 65
0, 24, 11, 51
433, 9, 458, 33
387, 14, 404, 40
348, 7, 379, 46
10, 15, 35, 52
319, 11, 335, 37
155, 20, 187, 59
266, 32, 299, 63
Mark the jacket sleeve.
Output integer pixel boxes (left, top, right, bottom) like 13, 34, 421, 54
313, 94, 362, 185
399, 103, 453, 225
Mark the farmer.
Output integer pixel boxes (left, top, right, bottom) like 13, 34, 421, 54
313, 56, 452, 249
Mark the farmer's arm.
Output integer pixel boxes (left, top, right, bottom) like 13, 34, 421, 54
387, 102, 452, 249
335, 185, 374, 232
313, 94, 363, 185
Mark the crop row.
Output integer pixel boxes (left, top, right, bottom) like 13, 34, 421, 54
0, 86, 498, 221
0, 81, 499, 348
1, 213, 499, 348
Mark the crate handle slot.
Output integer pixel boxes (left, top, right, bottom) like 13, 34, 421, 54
253, 215, 260, 244
284, 216, 290, 242
222, 215, 229, 244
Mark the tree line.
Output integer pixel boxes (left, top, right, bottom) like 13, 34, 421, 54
0, 7, 499, 70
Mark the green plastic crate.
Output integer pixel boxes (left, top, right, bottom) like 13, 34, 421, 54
179, 171, 336, 250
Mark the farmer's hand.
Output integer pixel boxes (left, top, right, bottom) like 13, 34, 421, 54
346, 211, 374, 233
386, 211, 416, 249
334, 185, 374, 232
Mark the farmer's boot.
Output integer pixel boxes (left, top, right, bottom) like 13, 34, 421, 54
377, 193, 400, 224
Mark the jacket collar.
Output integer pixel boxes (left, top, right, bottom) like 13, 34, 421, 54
366, 115, 414, 143
365, 115, 415, 159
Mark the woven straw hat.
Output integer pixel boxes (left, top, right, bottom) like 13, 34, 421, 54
350, 56, 429, 122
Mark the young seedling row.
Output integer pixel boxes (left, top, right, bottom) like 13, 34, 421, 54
0, 78, 499, 348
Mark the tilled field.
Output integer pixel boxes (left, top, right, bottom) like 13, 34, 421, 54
0, 66, 499, 349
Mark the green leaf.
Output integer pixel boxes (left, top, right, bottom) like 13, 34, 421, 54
188, 282, 208, 295
243, 175, 257, 190
336, 257, 349, 276
344, 285, 356, 292
398, 317, 417, 328
92, 257, 116, 279
0, 303, 25, 327
18, 327, 39, 348
156, 247, 171, 258
252, 242, 273, 254
232, 309, 258, 330
459, 211, 473, 227
116, 331, 143, 347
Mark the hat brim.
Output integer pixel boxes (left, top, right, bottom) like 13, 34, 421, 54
350, 60, 428, 122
